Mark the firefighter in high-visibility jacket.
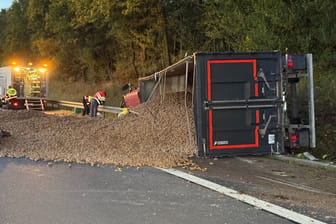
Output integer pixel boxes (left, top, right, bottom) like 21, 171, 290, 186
82, 95, 92, 116
5, 86, 17, 102
90, 91, 106, 117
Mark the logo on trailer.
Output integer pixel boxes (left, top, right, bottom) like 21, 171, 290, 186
214, 141, 229, 146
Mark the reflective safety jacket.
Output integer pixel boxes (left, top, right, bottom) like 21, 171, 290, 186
7, 87, 17, 97
84, 96, 92, 104
93, 91, 106, 105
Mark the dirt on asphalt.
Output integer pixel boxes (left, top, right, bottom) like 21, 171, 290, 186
1, 93, 335, 223
0, 93, 197, 168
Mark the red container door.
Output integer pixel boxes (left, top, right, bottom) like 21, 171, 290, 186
207, 59, 260, 151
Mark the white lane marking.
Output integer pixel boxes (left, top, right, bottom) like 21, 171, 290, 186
158, 168, 326, 224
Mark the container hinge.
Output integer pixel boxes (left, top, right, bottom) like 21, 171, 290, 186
204, 101, 210, 110
257, 68, 275, 91
259, 115, 276, 137
202, 138, 207, 157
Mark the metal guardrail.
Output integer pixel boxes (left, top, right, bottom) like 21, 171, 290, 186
46, 99, 125, 114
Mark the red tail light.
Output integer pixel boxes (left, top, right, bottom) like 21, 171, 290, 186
12, 101, 19, 107
291, 133, 297, 147
287, 54, 293, 70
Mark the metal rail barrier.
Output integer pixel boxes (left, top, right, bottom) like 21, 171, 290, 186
45, 99, 138, 115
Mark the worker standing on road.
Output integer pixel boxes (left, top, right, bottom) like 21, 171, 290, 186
90, 91, 106, 117
82, 95, 92, 116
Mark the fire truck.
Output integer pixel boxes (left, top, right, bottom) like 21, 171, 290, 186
0, 63, 48, 110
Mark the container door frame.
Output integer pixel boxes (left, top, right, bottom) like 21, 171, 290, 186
207, 59, 259, 150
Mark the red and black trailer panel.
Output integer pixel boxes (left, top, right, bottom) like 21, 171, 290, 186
193, 52, 284, 157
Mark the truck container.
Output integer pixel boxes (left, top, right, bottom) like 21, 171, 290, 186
138, 51, 315, 157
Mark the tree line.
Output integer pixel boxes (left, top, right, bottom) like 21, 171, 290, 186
0, 0, 335, 82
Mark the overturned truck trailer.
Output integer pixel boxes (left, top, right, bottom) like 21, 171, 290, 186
138, 51, 315, 157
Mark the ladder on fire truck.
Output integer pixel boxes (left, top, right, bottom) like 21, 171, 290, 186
24, 98, 45, 111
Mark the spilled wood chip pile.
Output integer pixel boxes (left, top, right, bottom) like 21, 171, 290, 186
0, 93, 197, 168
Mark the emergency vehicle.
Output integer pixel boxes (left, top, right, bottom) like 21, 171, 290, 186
0, 62, 48, 110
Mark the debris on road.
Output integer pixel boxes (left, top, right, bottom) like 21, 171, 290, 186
0, 93, 197, 168
0, 129, 10, 138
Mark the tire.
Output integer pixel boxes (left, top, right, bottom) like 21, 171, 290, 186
0, 130, 10, 137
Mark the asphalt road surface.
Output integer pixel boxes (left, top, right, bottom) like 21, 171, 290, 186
191, 156, 336, 223
0, 158, 293, 224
